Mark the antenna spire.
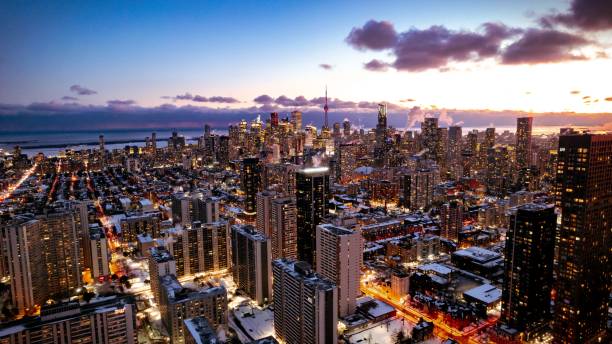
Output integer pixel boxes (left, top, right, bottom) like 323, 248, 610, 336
323, 85, 329, 129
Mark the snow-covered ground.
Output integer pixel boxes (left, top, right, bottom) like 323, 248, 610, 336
345, 316, 441, 344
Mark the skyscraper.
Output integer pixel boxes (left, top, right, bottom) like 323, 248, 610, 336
421, 117, 440, 163
273, 259, 338, 344
440, 201, 463, 243
231, 224, 272, 306
516, 117, 533, 170
38, 208, 83, 298
374, 103, 388, 167
501, 203, 556, 337
241, 157, 261, 216
291, 110, 302, 132
316, 224, 362, 317
271, 197, 298, 260
553, 133, 612, 343
256, 190, 277, 237
0, 215, 45, 314
296, 167, 330, 266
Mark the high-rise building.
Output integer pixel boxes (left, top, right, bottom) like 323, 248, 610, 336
231, 224, 272, 305
316, 224, 362, 317
402, 168, 440, 210
148, 246, 177, 304
120, 212, 161, 243
338, 143, 359, 183
241, 157, 261, 215
421, 117, 441, 163
158, 275, 227, 344
165, 221, 230, 278
440, 201, 463, 243
37, 208, 83, 298
343, 119, 351, 137
272, 259, 338, 344
290, 110, 302, 132
501, 203, 556, 337
296, 167, 330, 266
256, 190, 277, 237
84, 224, 110, 279
0, 216, 45, 314
486, 144, 514, 196
515, 117, 533, 170
553, 133, 612, 343
172, 192, 220, 226
374, 103, 388, 167
0, 297, 138, 344
270, 197, 298, 260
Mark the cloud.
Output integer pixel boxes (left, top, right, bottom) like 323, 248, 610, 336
583, 95, 591, 99
346, 20, 398, 51
107, 99, 136, 106
2, 101, 612, 133
407, 106, 425, 128
540, 0, 612, 31
606, 97, 612, 101
501, 29, 590, 64
62, 96, 78, 101
400, 98, 416, 103
69, 84, 97, 95
164, 93, 239, 103
207, 96, 239, 104
253, 94, 274, 104
347, 21, 521, 72
274, 95, 311, 107
319, 63, 333, 70
570, 90, 581, 95
363, 59, 389, 72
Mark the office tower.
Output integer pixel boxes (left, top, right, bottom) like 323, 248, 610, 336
421, 117, 441, 163
84, 225, 110, 279
38, 208, 82, 298
270, 112, 279, 127
466, 130, 478, 154
0, 216, 45, 314
120, 212, 161, 243
374, 103, 388, 167
553, 133, 612, 343
204, 123, 211, 137
0, 297, 138, 344
316, 224, 362, 317
98, 134, 104, 151
486, 144, 514, 196
343, 119, 351, 137
484, 128, 495, 149
440, 201, 463, 243
270, 197, 297, 260
291, 110, 302, 132
338, 143, 359, 184
273, 259, 338, 344
256, 190, 277, 237
151, 132, 157, 151
448, 126, 462, 161
402, 168, 440, 210
231, 224, 272, 305
241, 157, 261, 216
332, 122, 341, 140
501, 203, 556, 337
158, 275, 227, 344
516, 117, 533, 170
296, 167, 330, 266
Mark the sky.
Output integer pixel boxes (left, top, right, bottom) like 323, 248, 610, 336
1, 0, 611, 131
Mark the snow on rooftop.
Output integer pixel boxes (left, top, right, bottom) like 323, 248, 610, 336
463, 283, 502, 305
418, 263, 453, 276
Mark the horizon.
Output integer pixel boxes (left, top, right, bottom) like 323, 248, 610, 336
1, 0, 612, 132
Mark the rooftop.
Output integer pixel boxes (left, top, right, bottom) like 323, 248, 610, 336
463, 283, 502, 305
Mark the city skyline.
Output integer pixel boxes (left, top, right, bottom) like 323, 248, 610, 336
1, 0, 612, 132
